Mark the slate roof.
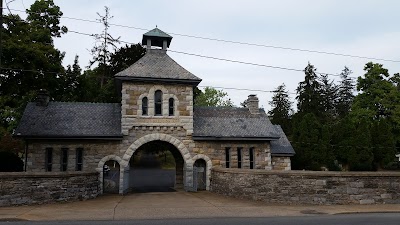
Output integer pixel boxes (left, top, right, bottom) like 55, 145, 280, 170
14, 102, 122, 139
270, 125, 295, 156
115, 49, 202, 85
193, 107, 280, 141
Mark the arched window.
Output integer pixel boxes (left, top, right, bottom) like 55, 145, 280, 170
142, 97, 148, 115
154, 90, 162, 116
169, 98, 174, 116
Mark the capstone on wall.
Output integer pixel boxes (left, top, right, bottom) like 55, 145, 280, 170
211, 168, 400, 205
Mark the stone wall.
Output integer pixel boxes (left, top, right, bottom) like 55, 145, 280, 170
26, 140, 121, 172
0, 172, 99, 207
211, 168, 400, 205
271, 156, 291, 170
193, 141, 271, 169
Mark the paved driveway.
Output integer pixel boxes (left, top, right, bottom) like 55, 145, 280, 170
2, 191, 400, 221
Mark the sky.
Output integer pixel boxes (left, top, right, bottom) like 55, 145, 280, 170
8, 0, 400, 110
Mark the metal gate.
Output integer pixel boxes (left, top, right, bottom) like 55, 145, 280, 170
103, 162, 120, 193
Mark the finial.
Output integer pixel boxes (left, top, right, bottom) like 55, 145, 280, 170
156, 25, 158, 28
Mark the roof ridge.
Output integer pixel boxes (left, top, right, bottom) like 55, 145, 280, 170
49, 101, 120, 105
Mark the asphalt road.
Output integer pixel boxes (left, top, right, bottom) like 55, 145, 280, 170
2, 213, 400, 225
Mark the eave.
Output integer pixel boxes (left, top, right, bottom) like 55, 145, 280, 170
192, 136, 280, 141
115, 76, 202, 86
13, 134, 123, 141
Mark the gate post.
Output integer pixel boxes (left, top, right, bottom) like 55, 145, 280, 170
184, 163, 194, 191
120, 166, 130, 194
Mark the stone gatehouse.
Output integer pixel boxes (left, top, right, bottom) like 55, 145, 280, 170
15, 28, 295, 194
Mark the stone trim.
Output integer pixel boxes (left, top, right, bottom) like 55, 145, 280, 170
192, 154, 212, 190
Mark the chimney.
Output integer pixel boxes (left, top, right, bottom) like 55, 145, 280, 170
36, 89, 50, 106
247, 94, 260, 114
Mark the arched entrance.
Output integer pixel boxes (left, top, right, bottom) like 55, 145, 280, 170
129, 140, 184, 192
103, 160, 120, 193
193, 159, 206, 191
119, 133, 194, 193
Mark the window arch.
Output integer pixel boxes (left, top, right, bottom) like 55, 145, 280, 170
142, 97, 148, 115
169, 98, 174, 116
154, 90, 162, 116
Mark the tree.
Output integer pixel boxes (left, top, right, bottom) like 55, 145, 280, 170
26, 0, 68, 43
291, 113, 327, 170
60, 55, 82, 101
296, 63, 323, 117
348, 120, 374, 171
319, 74, 338, 121
351, 62, 395, 121
108, 44, 146, 76
78, 44, 146, 103
370, 119, 396, 169
89, 6, 120, 88
0, 0, 67, 132
194, 87, 234, 107
268, 83, 293, 133
336, 66, 354, 118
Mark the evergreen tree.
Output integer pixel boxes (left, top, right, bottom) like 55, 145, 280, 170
291, 113, 327, 170
268, 83, 293, 133
319, 73, 338, 121
371, 119, 396, 169
348, 120, 374, 171
60, 55, 82, 101
296, 63, 323, 117
336, 66, 354, 118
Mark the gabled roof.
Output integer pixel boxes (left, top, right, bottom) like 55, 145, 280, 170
193, 107, 280, 141
14, 102, 122, 139
115, 49, 202, 85
270, 125, 295, 156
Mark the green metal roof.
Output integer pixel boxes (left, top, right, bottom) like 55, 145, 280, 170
143, 27, 172, 38
142, 27, 173, 48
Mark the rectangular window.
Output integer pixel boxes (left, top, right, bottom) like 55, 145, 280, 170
45, 148, 53, 172
60, 148, 68, 171
249, 147, 255, 169
76, 148, 83, 171
155, 90, 162, 116
168, 98, 174, 116
237, 147, 243, 168
225, 147, 231, 168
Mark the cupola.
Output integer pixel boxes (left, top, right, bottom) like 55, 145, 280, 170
141, 27, 173, 51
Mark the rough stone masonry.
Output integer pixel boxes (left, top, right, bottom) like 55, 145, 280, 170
211, 168, 400, 205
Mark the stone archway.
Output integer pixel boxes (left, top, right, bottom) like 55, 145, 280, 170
192, 154, 212, 190
120, 134, 193, 193
97, 155, 123, 194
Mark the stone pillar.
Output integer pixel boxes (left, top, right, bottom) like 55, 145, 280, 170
162, 40, 168, 50
184, 164, 194, 191
147, 39, 151, 51
120, 167, 130, 194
